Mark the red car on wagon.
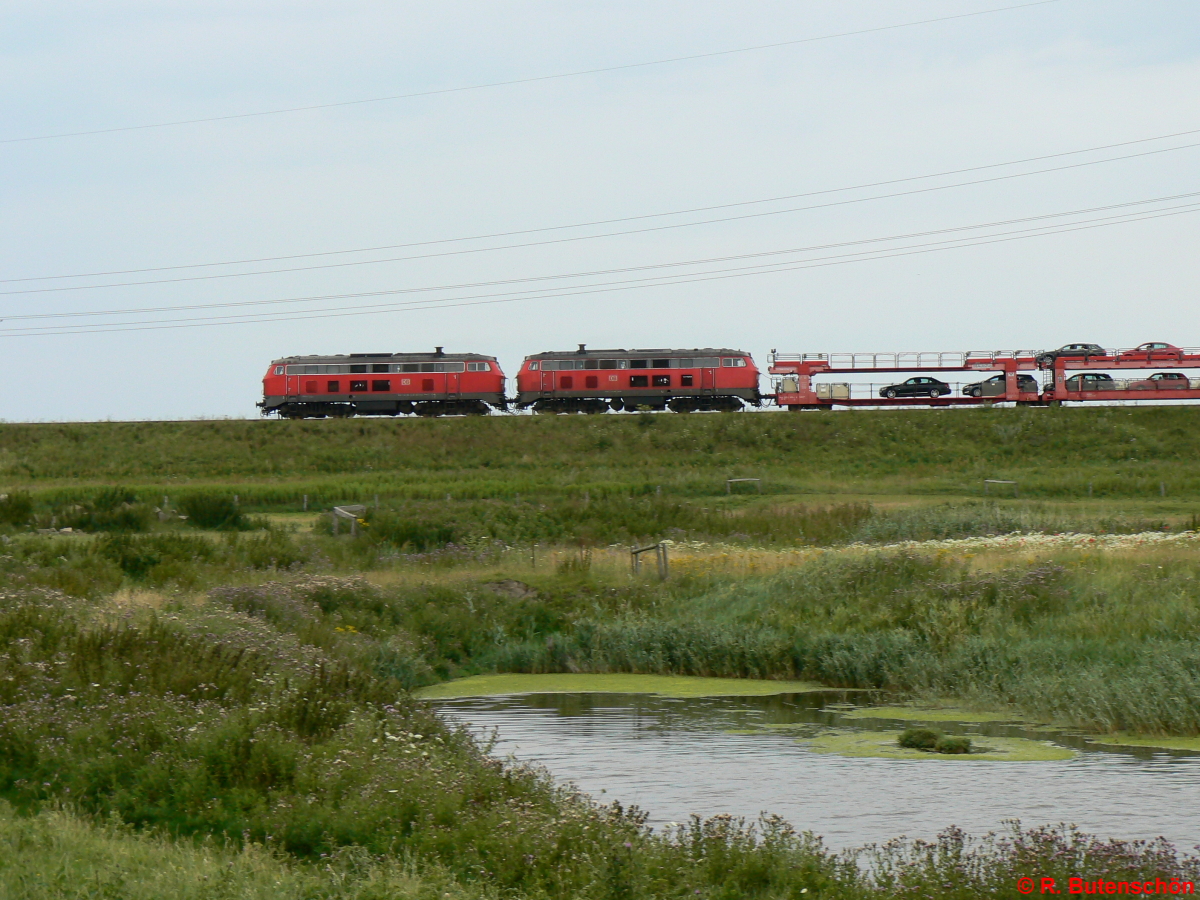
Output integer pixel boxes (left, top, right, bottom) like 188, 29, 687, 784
1118, 342, 1184, 362
259, 348, 506, 418
515, 344, 761, 413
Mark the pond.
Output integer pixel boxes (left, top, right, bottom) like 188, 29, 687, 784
432, 684, 1200, 851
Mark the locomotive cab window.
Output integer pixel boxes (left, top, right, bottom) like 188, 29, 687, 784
467, 361, 490, 372
273, 366, 284, 375
722, 358, 747, 367
528, 361, 539, 370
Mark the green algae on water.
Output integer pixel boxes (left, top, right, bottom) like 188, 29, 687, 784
1084, 733, 1200, 753
797, 729, 1075, 761
839, 705, 1033, 724
415, 673, 826, 700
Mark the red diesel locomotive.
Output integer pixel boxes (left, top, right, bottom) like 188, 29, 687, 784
515, 345, 761, 413
259, 348, 506, 418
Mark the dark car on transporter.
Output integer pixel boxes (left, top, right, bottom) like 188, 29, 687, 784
878, 376, 952, 399
961, 373, 1039, 397
1061, 373, 1116, 392
1035, 343, 1108, 368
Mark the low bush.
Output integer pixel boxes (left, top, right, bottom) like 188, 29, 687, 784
934, 735, 972, 754
897, 728, 940, 750
0, 491, 33, 526
178, 493, 249, 530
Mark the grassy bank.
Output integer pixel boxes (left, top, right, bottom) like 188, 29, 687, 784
4, 521, 1199, 735
0, 581, 1196, 899
2, 405, 1199, 503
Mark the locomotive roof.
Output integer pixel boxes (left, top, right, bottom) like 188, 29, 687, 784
270, 350, 496, 365
527, 347, 749, 359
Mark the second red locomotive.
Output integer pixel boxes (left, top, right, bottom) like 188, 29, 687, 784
515, 345, 761, 413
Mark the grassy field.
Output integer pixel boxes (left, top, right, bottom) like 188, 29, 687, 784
1, 409, 1198, 897
2, 405, 1199, 506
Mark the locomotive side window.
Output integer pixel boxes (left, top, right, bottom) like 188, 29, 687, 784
372, 364, 389, 373
630, 359, 648, 369
675, 358, 693, 368
372, 380, 390, 392
327, 381, 340, 392
653, 375, 671, 387
273, 366, 284, 375
351, 364, 368, 373
583, 359, 599, 370
696, 357, 721, 367
401, 364, 420, 373
652, 359, 670, 368
350, 380, 367, 392
466, 362, 490, 372
528, 361, 539, 370
629, 375, 649, 387
722, 358, 747, 367
681, 374, 694, 387
418, 362, 466, 373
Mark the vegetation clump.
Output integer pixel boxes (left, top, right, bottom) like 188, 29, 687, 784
898, 728, 972, 754
177, 492, 250, 530
934, 735, 973, 754
898, 728, 941, 750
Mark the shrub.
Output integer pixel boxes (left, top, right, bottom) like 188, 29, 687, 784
934, 736, 972, 754
178, 494, 248, 530
93, 534, 215, 581
897, 728, 940, 750
363, 510, 456, 550
0, 492, 33, 526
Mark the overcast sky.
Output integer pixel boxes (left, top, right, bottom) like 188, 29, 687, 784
2, 0, 1198, 420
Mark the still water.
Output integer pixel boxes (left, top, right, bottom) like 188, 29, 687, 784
436, 691, 1200, 851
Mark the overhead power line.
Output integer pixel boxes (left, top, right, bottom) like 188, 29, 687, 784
5, 203, 1197, 337
13, 79, 1189, 287
4, 191, 1195, 336
1, 1, 1061, 145
5, 138, 1198, 297
8, 190, 1197, 322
